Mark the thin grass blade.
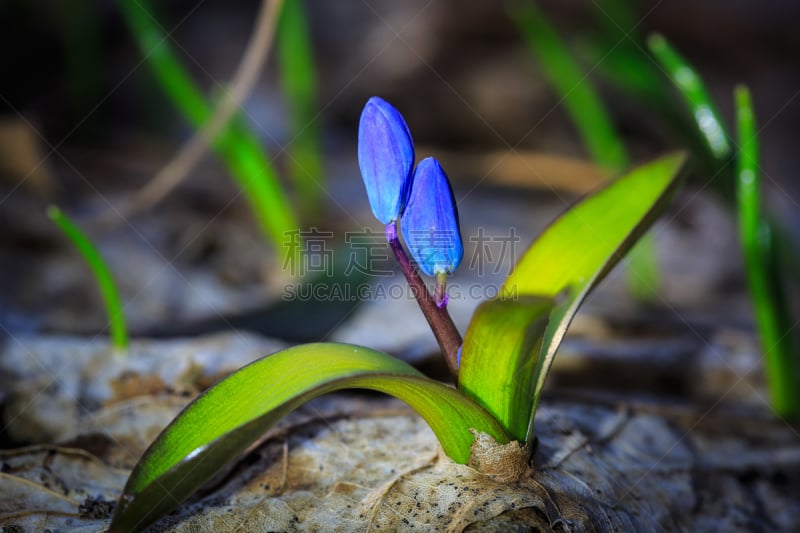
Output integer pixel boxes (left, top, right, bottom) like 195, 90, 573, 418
47, 206, 128, 350
508, 0, 628, 171
118, 0, 300, 255
277, 0, 323, 221
647, 33, 731, 160
510, 2, 665, 299
734, 86, 799, 417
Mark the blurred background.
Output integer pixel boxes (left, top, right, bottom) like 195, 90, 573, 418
1, 5, 799, 527
0, 0, 797, 363
2, 1, 798, 172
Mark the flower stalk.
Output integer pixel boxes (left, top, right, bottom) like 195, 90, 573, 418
386, 222, 462, 376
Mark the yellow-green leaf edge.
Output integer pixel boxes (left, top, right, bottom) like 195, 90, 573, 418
110, 343, 508, 532
501, 152, 687, 440
459, 296, 553, 442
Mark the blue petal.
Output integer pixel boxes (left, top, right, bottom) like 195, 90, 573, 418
401, 157, 463, 276
357, 97, 415, 224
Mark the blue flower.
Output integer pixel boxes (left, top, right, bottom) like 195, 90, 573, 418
358, 97, 415, 224
401, 157, 463, 276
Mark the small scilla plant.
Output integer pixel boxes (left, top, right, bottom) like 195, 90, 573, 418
110, 97, 686, 531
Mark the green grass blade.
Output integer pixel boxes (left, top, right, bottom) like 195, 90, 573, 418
118, 0, 300, 257
509, 2, 664, 299
735, 86, 799, 417
459, 297, 553, 442
582, 31, 708, 165
508, 0, 629, 170
117, 0, 208, 125
500, 153, 687, 437
277, 0, 323, 221
109, 343, 507, 532
47, 207, 128, 350
647, 33, 731, 160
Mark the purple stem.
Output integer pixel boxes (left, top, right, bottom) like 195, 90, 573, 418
386, 222, 462, 376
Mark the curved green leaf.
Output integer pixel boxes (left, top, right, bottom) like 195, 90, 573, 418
459, 297, 553, 442
110, 343, 507, 532
47, 206, 128, 350
501, 153, 687, 437
509, 2, 663, 301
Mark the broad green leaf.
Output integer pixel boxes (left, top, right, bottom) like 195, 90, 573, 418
501, 153, 687, 439
110, 343, 507, 532
459, 297, 553, 442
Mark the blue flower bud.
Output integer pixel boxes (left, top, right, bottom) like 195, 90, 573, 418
401, 157, 463, 276
358, 97, 415, 224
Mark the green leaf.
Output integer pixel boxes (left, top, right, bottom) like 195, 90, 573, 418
118, 0, 300, 256
647, 33, 731, 160
501, 153, 687, 438
277, 0, 324, 221
110, 343, 507, 532
734, 86, 799, 417
509, 2, 665, 301
47, 206, 128, 350
508, 0, 629, 171
459, 297, 554, 442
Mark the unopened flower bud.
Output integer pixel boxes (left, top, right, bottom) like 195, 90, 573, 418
357, 96, 415, 224
401, 157, 463, 276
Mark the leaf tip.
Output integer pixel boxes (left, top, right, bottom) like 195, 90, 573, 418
646, 32, 666, 51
